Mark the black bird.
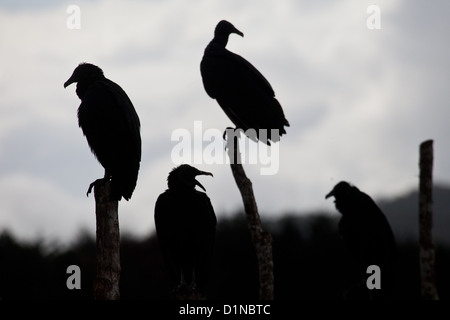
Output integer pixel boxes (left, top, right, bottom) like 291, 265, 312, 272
326, 181, 396, 299
200, 20, 289, 144
154, 165, 216, 298
64, 63, 141, 201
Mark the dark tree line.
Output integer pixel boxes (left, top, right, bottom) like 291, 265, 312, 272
1, 213, 449, 300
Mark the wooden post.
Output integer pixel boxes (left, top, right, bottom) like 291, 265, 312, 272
93, 180, 121, 300
418, 139, 439, 300
226, 132, 274, 300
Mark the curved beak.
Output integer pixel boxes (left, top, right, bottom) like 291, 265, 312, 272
195, 171, 213, 192
64, 75, 76, 88
233, 27, 244, 37
325, 190, 334, 200
198, 170, 213, 177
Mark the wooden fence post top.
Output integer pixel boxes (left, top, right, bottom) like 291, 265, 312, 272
93, 180, 121, 300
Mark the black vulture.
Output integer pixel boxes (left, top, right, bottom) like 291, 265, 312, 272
200, 20, 289, 144
326, 181, 397, 299
154, 164, 216, 298
64, 63, 141, 201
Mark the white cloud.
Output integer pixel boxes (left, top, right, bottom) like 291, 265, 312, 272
0, 173, 94, 244
1, 0, 450, 242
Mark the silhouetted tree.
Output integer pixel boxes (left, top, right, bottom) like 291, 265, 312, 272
1, 212, 450, 300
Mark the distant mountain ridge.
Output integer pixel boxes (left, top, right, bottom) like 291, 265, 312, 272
266, 184, 450, 246
378, 184, 450, 245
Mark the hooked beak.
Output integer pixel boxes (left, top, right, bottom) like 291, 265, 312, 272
64, 75, 76, 88
325, 190, 334, 200
234, 27, 244, 37
195, 171, 213, 192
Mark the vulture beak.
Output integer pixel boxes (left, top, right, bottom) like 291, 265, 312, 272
325, 189, 334, 200
195, 171, 213, 192
64, 75, 76, 88
233, 27, 244, 37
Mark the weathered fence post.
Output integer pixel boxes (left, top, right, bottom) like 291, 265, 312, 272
93, 180, 121, 300
418, 139, 439, 300
226, 133, 274, 300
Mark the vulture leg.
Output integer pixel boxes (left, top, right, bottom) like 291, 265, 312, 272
86, 171, 110, 197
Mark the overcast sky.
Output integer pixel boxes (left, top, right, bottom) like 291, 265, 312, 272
1, 0, 449, 245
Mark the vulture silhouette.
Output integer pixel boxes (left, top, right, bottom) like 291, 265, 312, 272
154, 165, 216, 297
326, 181, 397, 299
200, 20, 289, 144
64, 63, 141, 201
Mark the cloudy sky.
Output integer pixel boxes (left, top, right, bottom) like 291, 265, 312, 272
1, 0, 449, 245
